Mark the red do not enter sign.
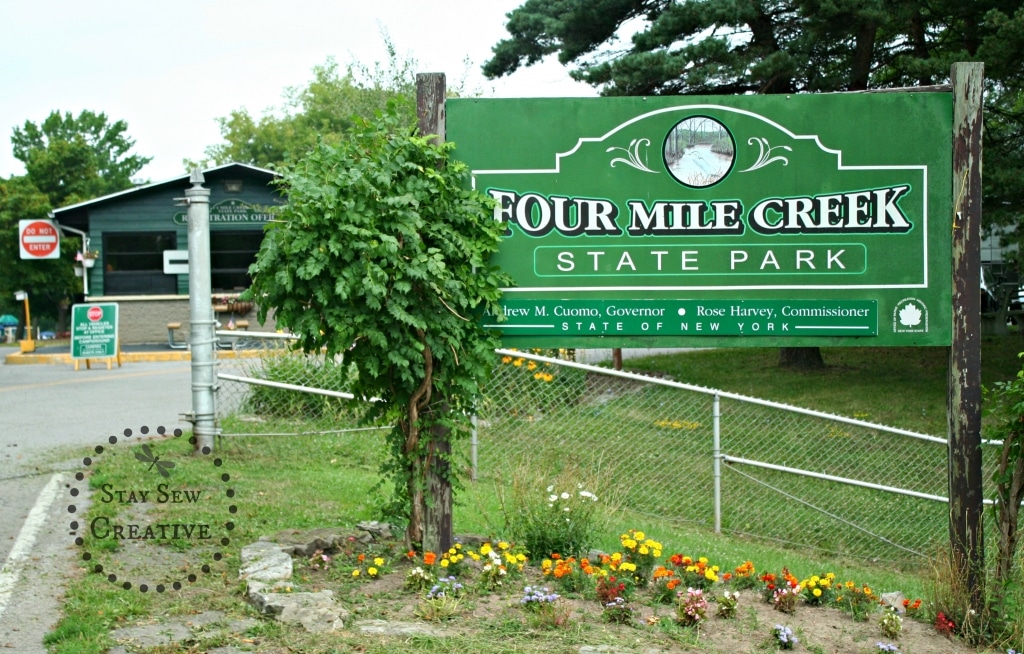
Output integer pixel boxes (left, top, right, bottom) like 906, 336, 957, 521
19, 220, 61, 260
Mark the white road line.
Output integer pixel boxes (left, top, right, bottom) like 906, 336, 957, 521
0, 473, 65, 619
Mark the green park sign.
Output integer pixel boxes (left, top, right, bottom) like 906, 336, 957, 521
71, 303, 119, 360
447, 93, 952, 348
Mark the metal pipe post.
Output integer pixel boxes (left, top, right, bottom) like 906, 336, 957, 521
713, 392, 722, 534
184, 169, 217, 452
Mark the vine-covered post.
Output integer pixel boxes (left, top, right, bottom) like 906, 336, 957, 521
418, 72, 453, 555
247, 82, 510, 556
948, 61, 984, 613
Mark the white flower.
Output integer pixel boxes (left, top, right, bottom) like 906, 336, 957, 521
560, 492, 570, 500
546, 485, 554, 492
548, 494, 558, 502
579, 490, 598, 501
563, 506, 570, 511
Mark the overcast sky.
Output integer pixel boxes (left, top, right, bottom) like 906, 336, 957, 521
0, 0, 596, 183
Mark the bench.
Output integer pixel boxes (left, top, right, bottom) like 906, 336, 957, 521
167, 322, 187, 349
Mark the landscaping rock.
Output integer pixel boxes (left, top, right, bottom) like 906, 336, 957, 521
880, 590, 906, 612
246, 580, 349, 633
354, 619, 450, 637
239, 541, 293, 581
355, 520, 395, 543
268, 527, 350, 557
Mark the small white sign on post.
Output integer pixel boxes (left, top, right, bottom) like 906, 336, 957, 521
163, 250, 189, 274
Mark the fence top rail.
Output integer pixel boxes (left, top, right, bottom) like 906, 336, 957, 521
494, 348, 946, 445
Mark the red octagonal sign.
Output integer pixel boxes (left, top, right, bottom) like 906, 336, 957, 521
19, 220, 61, 260
87, 306, 104, 322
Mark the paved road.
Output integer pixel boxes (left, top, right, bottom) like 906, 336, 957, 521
0, 358, 192, 652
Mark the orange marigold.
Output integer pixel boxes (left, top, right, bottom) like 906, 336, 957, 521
423, 552, 437, 565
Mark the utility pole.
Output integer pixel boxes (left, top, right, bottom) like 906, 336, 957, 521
180, 169, 217, 452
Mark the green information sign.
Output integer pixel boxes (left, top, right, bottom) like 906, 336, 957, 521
447, 93, 952, 348
172, 199, 276, 226
71, 303, 119, 359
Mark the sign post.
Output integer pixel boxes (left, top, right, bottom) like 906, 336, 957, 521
18, 219, 60, 259
70, 303, 121, 370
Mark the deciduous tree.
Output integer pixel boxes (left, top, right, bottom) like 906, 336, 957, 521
247, 100, 511, 550
12, 109, 150, 207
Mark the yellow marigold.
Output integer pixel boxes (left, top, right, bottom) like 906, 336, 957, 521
513, 359, 523, 367
516, 553, 526, 562
368, 567, 378, 576
501, 356, 512, 364
440, 559, 449, 568
498, 541, 510, 550
480, 543, 492, 555
704, 569, 718, 582
352, 570, 360, 577
634, 531, 645, 540
527, 361, 537, 370
639, 545, 649, 555
374, 557, 384, 566
813, 588, 822, 597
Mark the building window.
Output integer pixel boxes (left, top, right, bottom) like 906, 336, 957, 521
211, 231, 262, 291
103, 232, 177, 295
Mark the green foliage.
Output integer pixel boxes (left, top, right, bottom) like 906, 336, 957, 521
0, 176, 79, 323
983, 353, 1024, 589
201, 47, 417, 169
11, 109, 151, 207
501, 464, 604, 559
247, 98, 512, 544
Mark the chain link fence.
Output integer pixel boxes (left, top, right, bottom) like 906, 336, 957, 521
216, 338, 999, 564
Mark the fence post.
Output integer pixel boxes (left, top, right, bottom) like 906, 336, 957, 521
713, 392, 722, 534
471, 414, 479, 482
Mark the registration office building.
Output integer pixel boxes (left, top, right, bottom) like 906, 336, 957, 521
52, 163, 281, 344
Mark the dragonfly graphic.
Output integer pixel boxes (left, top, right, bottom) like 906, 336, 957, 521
135, 444, 176, 478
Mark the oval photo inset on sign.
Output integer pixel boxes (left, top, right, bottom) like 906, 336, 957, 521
664, 116, 736, 188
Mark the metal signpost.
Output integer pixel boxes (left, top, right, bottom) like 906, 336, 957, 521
448, 91, 953, 349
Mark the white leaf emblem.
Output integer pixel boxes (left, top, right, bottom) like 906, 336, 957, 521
898, 303, 922, 327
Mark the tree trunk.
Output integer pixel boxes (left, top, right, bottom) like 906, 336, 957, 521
422, 405, 452, 556
778, 346, 824, 370
612, 348, 623, 371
